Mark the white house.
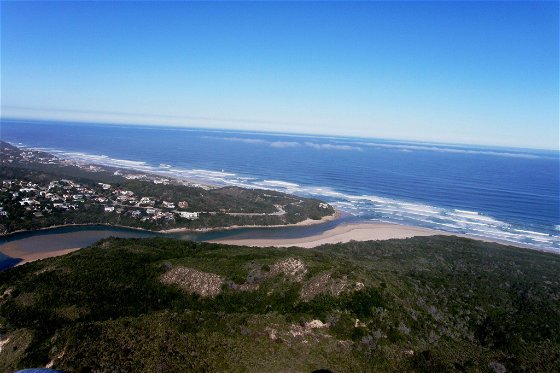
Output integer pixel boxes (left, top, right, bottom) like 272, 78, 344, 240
19, 198, 38, 206
178, 212, 199, 220
139, 197, 154, 205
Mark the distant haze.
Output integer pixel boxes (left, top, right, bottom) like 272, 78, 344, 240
1, 2, 558, 150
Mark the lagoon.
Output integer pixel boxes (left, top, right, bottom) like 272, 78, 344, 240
0, 217, 355, 268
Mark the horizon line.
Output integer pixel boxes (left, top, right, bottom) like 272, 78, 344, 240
1, 115, 558, 153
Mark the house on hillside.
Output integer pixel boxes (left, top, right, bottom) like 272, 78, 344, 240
178, 212, 199, 220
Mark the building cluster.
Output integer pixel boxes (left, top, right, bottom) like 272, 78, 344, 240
0, 178, 199, 222
1, 144, 104, 173
1, 143, 201, 223
2, 149, 59, 166
113, 170, 173, 186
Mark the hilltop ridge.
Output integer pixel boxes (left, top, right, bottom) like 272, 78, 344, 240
1, 235, 558, 372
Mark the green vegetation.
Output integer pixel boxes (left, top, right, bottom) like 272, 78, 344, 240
1, 236, 558, 372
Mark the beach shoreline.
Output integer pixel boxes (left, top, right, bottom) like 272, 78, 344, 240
1, 144, 556, 264
206, 221, 449, 248
14, 248, 80, 266
2, 219, 554, 267
0, 211, 341, 266
4, 140, 557, 253
207, 221, 546, 252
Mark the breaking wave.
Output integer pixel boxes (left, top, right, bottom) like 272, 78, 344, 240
19, 144, 560, 251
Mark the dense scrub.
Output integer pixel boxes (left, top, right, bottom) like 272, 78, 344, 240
0, 236, 559, 372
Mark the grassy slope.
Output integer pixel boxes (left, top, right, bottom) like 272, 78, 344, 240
0, 236, 559, 372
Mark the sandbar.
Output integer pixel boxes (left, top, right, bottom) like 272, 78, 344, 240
207, 222, 449, 248
15, 248, 80, 266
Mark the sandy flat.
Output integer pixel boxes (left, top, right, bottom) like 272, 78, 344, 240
14, 248, 80, 266
2, 220, 541, 268
207, 222, 449, 248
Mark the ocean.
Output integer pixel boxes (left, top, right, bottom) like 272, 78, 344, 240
1, 119, 559, 251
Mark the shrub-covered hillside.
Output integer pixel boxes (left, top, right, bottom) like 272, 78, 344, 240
0, 236, 559, 372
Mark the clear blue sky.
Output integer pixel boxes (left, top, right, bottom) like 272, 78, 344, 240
1, 1, 558, 149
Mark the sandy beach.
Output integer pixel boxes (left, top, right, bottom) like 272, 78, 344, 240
1, 218, 544, 267
14, 248, 80, 266
207, 222, 449, 248
0, 214, 342, 266
1, 220, 444, 265
207, 221, 546, 251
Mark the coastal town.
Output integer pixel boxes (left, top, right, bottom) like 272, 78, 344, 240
0, 177, 200, 229
1, 141, 207, 188
0, 141, 334, 234
0, 142, 204, 233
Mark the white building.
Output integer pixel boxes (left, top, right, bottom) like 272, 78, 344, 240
139, 197, 154, 205
178, 212, 199, 220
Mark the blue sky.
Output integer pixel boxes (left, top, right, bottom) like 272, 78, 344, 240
1, 1, 558, 150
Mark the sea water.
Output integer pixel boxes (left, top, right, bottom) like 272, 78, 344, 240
1, 119, 558, 251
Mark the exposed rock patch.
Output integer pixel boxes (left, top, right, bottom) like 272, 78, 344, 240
288, 320, 330, 344
306, 319, 328, 329
161, 267, 224, 297
269, 258, 307, 282
261, 319, 329, 344
301, 272, 364, 301
0, 329, 33, 371
14, 292, 36, 307
0, 337, 10, 353
34, 266, 57, 276
46, 350, 65, 369
226, 281, 260, 292
0, 288, 13, 303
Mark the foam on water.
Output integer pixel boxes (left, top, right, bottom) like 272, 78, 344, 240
353, 141, 550, 159
259, 180, 301, 188
15, 144, 560, 251
34, 148, 153, 171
